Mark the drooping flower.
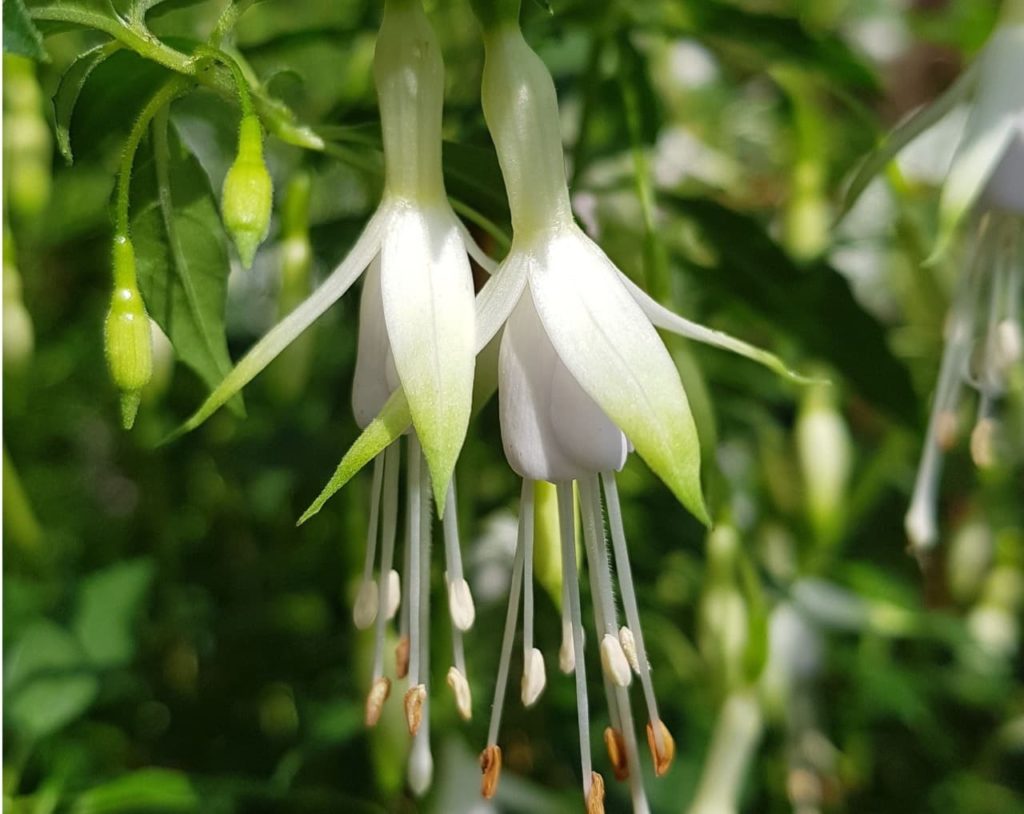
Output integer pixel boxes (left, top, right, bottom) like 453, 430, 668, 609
463, 4, 810, 811
175, 0, 495, 794
842, 0, 1024, 560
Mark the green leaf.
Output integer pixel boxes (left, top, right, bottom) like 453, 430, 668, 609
71, 769, 199, 814
72, 558, 155, 668
662, 195, 918, 426
66, 49, 172, 163
132, 116, 241, 413
298, 389, 412, 525
53, 40, 123, 164
4, 0, 47, 60
5, 620, 99, 738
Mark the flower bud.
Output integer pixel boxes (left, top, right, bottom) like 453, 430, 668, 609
3, 231, 33, 372
104, 237, 153, 429
222, 114, 273, 269
3, 56, 52, 220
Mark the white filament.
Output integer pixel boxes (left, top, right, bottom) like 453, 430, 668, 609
556, 482, 593, 797
486, 479, 529, 747
372, 442, 402, 679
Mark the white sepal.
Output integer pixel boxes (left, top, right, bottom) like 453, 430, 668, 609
178, 208, 387, 434
380, 205, 475, 507
528, 227, 707, 523
937, 25, 1024, 252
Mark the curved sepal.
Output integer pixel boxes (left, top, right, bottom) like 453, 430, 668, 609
837, 60, 978, 221
934, 28, 1024, 259
169, 209, 386, 440
529, 228, 709, 525
298, 390, 412, 525
380, 206, 475, 511
619, 273, 823, 385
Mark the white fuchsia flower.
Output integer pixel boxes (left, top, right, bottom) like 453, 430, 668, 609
465, 4, 809, 812
843, 0, 1024, 560
176, 0, 497, 794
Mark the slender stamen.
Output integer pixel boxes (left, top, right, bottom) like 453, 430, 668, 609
578, 478, 624, 735
557, 481, 594, 802
602, 472, 667, 757
580, 476, 649, 813
354, 453, 385, 630
906, 220, 990, 559
403, 435, 427, 736
520, 482, 545, 706
372, 442, 402, 680
411, 456, 432, 744
486, 480, 528, 748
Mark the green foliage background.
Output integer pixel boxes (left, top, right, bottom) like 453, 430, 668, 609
3, 0, 1023, 812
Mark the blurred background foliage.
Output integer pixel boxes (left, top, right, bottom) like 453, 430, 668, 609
3, 0, 1023, 812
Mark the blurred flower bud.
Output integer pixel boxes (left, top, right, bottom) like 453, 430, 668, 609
3, 56, 52, 220
796, 380, 851, 546
222, 114, 273, 269
105, 237, 153, 429
947, 519, 994, 605
3, 228, 34, 372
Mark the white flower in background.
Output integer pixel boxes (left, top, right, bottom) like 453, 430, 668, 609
467, 4, 808, 812
843, 0, 1024, 561
176, 0, 495, 795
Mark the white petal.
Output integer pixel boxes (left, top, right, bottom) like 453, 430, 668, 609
982, 119, 1024, 214
380, 205, 475, 505
528, 227, 707, 522
937, 26, 1024, 252
619, 273, 815, 383
352, 255, 400, 428
177, 207, 387, 434
498, 288, 625, 481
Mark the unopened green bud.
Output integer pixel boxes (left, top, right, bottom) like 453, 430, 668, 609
796, 380, 851, 546
3, 56, 52, 220
3, 227, 34, 371
222, 114, 273, 269
105, 237, 153, 429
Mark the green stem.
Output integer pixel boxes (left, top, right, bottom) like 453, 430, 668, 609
194, 45, 253, 115
115, 75, 191, 238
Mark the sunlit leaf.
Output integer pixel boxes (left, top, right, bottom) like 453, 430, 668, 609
132, 117, 241, 412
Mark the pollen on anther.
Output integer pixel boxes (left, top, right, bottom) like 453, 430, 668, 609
364, 676, 391, 727
395, 635, 411, 679
404, 684, 426, 736
447, 666, 472, 721
603, 726, 629, 781
646, 719, 676, 777
586, 771, 606, 814
480, 744, 502, 799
